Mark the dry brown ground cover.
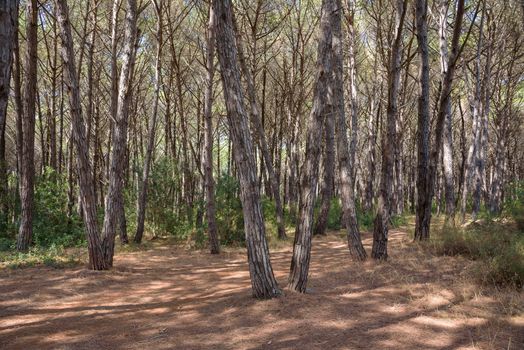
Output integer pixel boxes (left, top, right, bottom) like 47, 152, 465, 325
0, 229, 523, 350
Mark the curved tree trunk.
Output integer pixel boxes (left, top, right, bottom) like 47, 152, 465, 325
213, 0, 280, 299
288, 0, 334, 293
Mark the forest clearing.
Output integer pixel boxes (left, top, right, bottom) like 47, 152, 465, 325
1, 225, 522, 350
1, 0, 523, 348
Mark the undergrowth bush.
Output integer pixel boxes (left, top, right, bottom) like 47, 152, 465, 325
430, 222, 524, 289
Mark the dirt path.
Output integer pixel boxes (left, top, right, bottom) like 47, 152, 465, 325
0, 230, 522, 349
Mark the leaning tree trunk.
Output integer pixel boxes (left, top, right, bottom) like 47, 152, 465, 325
414, 0, 431, 241
17, 0, 38, 252
0, 0, 16, 227
135, 0, 162, 244
372, 0, 407, 259
334, 0, 366, 261
202, 1, 220, 254
231, 12, 287, 240
288, 0, 334, 293
102, 0, 137, 266
55, 0, 106, 269
213, 0, 280, 299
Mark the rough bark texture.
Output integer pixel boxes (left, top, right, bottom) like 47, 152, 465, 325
288, 0, 334, 292
231, 12, 286, 240
17, 0, 38, 251
202, 2, 220, 254
56, 0, 106, 270
101, 0, 137, 266
439, 0, 456, 223
135, 0, 162, 244
313, 106, 335, 236
414, 0, 431, 241
0, 0, 16, 226
334, 0, 366, 261
372, 0, 406, 259
213, 0, 280, 299
420, 0, 465, 234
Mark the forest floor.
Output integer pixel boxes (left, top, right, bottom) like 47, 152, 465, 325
0, 226, 523, 350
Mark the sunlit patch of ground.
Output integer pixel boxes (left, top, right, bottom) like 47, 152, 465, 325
0, 229, 522, 349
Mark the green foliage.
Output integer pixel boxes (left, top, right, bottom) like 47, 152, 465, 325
215, 174, 244, 245
32, 168, 85, 248
327, 197, 342, 230
0, 244, 80, 269
505, 181, 524, 231
430, 222, 524, 289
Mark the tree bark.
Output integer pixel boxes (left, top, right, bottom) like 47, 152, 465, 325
414, 0, 431, 241
202, 2, 220, 254
439, 0, 456, 224
55, 0, 107, 269
231, 11, 287, 240
288, 0, 334, 292
213, 0, 280, 299
372, 0, 407, 259
417, 0, 465, 236
135, 0, 162, 244
17, 0, 38, 251
335, 0, 366, 261
0, 0, 16, 227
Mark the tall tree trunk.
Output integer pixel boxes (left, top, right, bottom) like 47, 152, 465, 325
417, 0, 465, 236
414, 0, 431, 241
202, 2, 220, 254
335, 0, 366, 260
372, 0, 407, 259
55, 0, 106, 270
231, 12, 287, 240
101, 0, 137, 266
288, 0, 334, 292
17, 0, 38, 251
0, 0, 16, 227
135, 0, 162, 244
213, 0, 280, 299
439, 0, 456, 224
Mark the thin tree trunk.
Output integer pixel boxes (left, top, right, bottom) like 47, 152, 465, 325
55, 0, 106, 269
414, 0, 431, 241
0, 0, 16, 226
17, 0, 38, 251
289, 0, 334, 292
372, 0, 407, 259
135, 0, 162, 244
202, 2, 220, 254
439, 0, 456, 224
213, 0, 280, 299
417, 0, 465, 236
101, 0, 137, 266
335, 0, 366, 260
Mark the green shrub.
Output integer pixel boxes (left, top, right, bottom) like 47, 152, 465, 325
505, 181, 524, 231
33, 168, 85, 248
215, 174, 244, 245
430, 223, 524, 289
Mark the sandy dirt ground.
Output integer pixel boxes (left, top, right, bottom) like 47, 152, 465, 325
0, 230, 523, 349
